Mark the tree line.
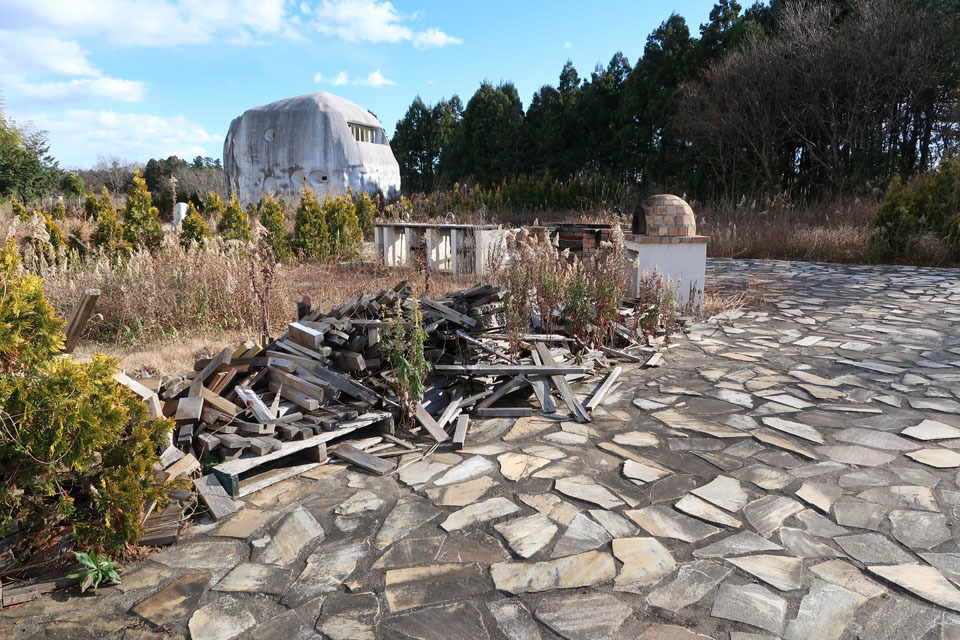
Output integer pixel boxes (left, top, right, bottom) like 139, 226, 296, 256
391, 0, 959, 204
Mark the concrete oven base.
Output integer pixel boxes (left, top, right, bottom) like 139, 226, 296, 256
624, 234, 708, 308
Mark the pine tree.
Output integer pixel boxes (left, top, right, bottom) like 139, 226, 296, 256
293, 190, 329, 260
180, 202, 210, 247
83, 188, 99, 220
91, 187, 129, 257
51, 200, 66, 221
204, 191, 226, 222
323, 195, 363, 259
11, 199, 30, 222
259, 194, 290, 259
354, 191, 377, 232
218, 194, 252, 243
121, 170, 163, 249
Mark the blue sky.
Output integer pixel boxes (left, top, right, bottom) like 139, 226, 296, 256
0, 0, 720, 169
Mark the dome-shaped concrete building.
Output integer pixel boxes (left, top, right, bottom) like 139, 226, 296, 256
223, 92, 401, 203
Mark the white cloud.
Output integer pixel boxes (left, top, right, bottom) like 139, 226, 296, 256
564, 42, 573, 49
313, 72, 326, 83
354, 69, 395, 87
0, 31, 99, 78
17, 77, 146, 103
332, 71, 350, 86
413, 27, 462, 49
23, 109, 219, 167
309, 0, 460, 48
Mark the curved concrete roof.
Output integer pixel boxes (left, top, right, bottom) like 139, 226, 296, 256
247, 92, 383, 130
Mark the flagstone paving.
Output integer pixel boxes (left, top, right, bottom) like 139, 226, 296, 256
4, 258, 960, 639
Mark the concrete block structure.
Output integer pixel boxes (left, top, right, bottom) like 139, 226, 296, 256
223, 92, 401, 204
374, 223, 509, 275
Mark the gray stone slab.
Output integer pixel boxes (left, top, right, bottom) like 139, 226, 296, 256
889, 510, 952, 550
283, 540, 367, 607
856, 593, 942, 640
213, 563, 290, 594
187, 595, 257, 640
743, 495, 805, 537
373, 496, 442, 550
253, 506, 324, 566
728, 554, 803, 591
382, 601, 490, 640
384, 563, 490, 612
626, 505, 721, 542
834, 500, 888, 531
535, 592, 632, 640
490, 550, 616, 594
795, 509, 849, 536
783, 579, 868, 640
711, 582, 787, 635
691, 475, 749, 512
857, 485, 939, 511
441, 496, 520, 531
555, 475, 625, 509
835, 533, 916, 564
647, 560, 732, 613
486, 599, 543, 640
868, 564, 960, 612
551, 512, 612, 557
613, 537, 677, 590
780, 527, 841, 558
694, 531, 784, 559
834, 428, 920, 451
494, 513, 558, 558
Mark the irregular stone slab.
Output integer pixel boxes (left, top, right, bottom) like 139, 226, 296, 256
589, 509, 636, 538
435, 530, 511, 564
490, 550, 615, 594
385, 563, 489, 612
371, 536, 445, 570
652, 409, 747, 438
634, 397, 669, 411
254, 506, 324, 566
691, 476, 749, 512
793, 482, 840, 515
910, 398, 960, 414
694, 531, 783, 559
398, 459, 450, 487
752, 429, 818, 459
131, 573, 212, 627
247, 609, 320, 640
708, 387, 755, 408
383, 601, 490, 640
494, 514, 558, 558
834, 501, 887, 531
374, 497, 441, 550
779, 527, 840, 558
736, 464, 792, 490
535, 592, 632, 640
889, 510, 951, 549
551, 512, 612, 557
627, 505, 721, 542
889, 465, 938, 488
188, 595, 256, 640
711, 582, 786, 635
283, 541, 367, 607
544, 431, 589, 446
838, 469, 893, 488
817, 445, 896, 466
441, 496, 520, 532
907, 448, 960, 468
151, 540, 244, 571
213, 508, 278, 538
743, 495, 805, 537
857, 485, 938, 511
319, 616, 374, 640
762, 417, 824, 443
868, 564, 960, 612
647, 560, 732, 613
613, 537, 676, 589
636, 624, 710, 640
498, 452, 551, 481
857, 592, 942, 640
555, 476, 624, 509
613, 431, 660, 448
675, 494, 741, 528
486, 599, 543, 640
425, 476, 496, 507
213, 563, 290, 594
623, 459, 672, 483
919, 553, 960, 587
835, 533, 916, 564
902, 419, 960, 441
833, 428, 919, 451
504, 416, 557, 441
519, 492, 579, 525
810, 559, 886, 598
783, 579, 868, 640
522, 443, 565, 460
728, 554, 803, 591
795, 509, 849, 537
433, 455, 496, 486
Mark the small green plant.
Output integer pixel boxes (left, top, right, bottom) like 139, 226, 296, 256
91, 187, 130, 257
382, 299, 429, 427
204, 191, 226, 222
11, 199, 30, 222
293, 190, 329, 260
68, 550, 121, 593
259, 194, 290, 259
180, 202, 211, 247
354, 191, 377, 232
323, 195, 363, 259
121, 170, 163, 249
51, 200, 66, 221
218, 195, 252, 243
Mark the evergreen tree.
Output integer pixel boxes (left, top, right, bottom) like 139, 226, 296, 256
258, 194, 290, 258
91, 187, 129, 257
180, 202, 210, 247
83, 188, 99, 220
51, 200, 66, 221
121, 170, 163, 249
323, 195, 363, 259
204, 191, 226, 222
293, 190, 329, 260
218, 194, 252, 243
354, 191, 377, 232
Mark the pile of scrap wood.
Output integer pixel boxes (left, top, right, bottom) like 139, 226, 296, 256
118, 280, 663, 541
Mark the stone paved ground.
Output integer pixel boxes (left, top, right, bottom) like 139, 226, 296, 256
4, 258, 960, 640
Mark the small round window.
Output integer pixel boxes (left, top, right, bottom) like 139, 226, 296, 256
309, 170, 328, 186
264, 128, 274, 142
263, 176, 278, 193
290, 169, 306, 186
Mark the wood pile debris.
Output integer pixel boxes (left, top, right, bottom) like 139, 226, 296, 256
118, 281, 666, 544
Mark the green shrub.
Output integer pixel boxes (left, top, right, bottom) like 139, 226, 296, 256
218, 195, 252, 243
259, 194, 290, 259
121, 171, 163, 249
0, 241, 176, 557
91, 187, 130, 257
382, 299, 428, 427
323, 195, 363, 259
872, 157, 960, 260
51, 200, 66, 221
11, 199, 30, 222
293, 190, 329, 260
205, 191, 226, 222
180, 202, 210, 247
83, 188, 99, 220
354, 191, 377, 232
42, 212, 64, 252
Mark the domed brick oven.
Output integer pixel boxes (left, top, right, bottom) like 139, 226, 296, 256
625, 194, 707, 306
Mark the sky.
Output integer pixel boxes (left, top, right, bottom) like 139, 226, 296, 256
0, 0, 720, 169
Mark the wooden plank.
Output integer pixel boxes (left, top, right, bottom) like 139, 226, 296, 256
415, 403, 450, 443
268, 381, 320, 412
454, 330, 515, 363
235, 385, 275, 423
156, 453, 200, 483
584, 366, 622, 411
238, 462, 320, 497
189, 347, 232, 396
599, 345, 645, 362
534, 342, 590, 423
213, 435, 329, 497
310, 366, 379, 403
269, 369, 328, 401
452, 415, 470, 450
529, 374, 557, 414
644, 352, 663, 368
476, 376, 527, 410
195, 433, 220, 456
420, 296, 477, 327
175, 397, 204, 423
288, 321, 325, 350
193, 475, 237, 521
433, 364, 589, 376
474, 407, 535, 418
436, 390, 464, 429
199, 386, 242, 416
63, 289, 100, 353
333, 444, 396, 475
